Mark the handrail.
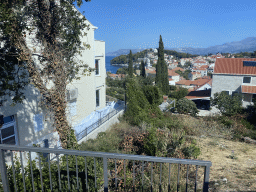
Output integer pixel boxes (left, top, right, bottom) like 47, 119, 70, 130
0, 144, 212, 166
0, 144, 211, 192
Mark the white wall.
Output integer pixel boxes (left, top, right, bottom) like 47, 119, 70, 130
0, 19, 106, 147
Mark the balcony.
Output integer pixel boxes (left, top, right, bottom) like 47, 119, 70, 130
0, 144, 211, 191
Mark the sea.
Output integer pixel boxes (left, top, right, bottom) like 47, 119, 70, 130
105, 56, 123, 74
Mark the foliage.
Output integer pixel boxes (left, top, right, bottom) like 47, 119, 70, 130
0, 0, 92, 148
170, 87, 188, 100
211, 92, 242, 116
155, 35, 169, 94
184, 61, 192, 68
175, 69, 191, 80
0, 42, 29, 105
164, 50, 198, 59
124, 78, 150, 125
176, 98, 199, 116
5, 151, 102, 191
140, 60, 146, 77
142, 85, 162, 106
110, 54, 128, 64
116, 67, 127, 74
128, 50, 134, 76
169, 85, 177, 91
106, 78, 125, 88
106, 87, 125, 101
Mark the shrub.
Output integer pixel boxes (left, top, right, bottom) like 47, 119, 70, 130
211, 92, 242, 116
142, 85, 162, 105
169, 87, 188, 100
176, 98, 199, 116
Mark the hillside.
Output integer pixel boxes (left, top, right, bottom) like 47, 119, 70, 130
107, 37, 256, 57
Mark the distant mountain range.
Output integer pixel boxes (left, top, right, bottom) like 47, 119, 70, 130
106, 37, 256, 56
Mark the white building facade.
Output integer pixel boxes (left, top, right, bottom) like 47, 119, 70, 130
0, 18, 106, 147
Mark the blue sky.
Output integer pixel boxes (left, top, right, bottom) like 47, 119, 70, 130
77, 0, 256, 53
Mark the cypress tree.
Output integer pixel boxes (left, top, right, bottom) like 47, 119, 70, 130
156, 35, 169, 94
128, 50, 133, 76
140, 60, 146, 77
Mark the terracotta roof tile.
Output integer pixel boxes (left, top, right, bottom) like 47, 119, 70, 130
168, 69, 179, 76
173, 67, 184, 72
214, 58, 256, 75
241, 85, 256, 94
176, 80, 192, 86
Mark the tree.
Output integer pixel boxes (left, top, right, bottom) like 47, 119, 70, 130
140, 60, 146, 77
128, 50, 133, 76
170, 87, 189, 100
176, 98, 199, 116
116, 67, 127, 74
125, 78, 150, 125
211, 92, 242, 116
0, 0, 91, 148
155, 35, 169, 94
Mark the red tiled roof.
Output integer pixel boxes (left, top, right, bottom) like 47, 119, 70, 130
173, 67, 184, 72
168, 69, 179, 76
169, 78, 174, 81
176, 80, 192, 86
214, 58, 256, 75
194, 60, 205, 63
190, 78, 212, 87
241, 85, 256, 94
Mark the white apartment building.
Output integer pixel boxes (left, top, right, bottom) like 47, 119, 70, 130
0, 16, 106, 147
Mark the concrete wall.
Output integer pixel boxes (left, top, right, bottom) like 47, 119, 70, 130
78, 110, 124, 144
211, 74, 256, 107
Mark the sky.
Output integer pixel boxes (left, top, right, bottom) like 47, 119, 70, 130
76, 0, 256, 53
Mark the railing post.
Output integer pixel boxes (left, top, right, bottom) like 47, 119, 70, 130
203, 165, 210, 192
0, 149, 9, 192
103, 157, 108, 192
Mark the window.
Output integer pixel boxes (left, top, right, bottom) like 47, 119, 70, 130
96, 89, 100, 107
243, 77, 251, 84
95, 59, 99, 75
1, 115, 17, 145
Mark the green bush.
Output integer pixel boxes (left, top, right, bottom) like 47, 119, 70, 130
211, 92, 242, 116
142, 85, 162, 105
176, 98, 199, 116
220, 116, 234, 128
169, 87, 188, 100
182, 144, 201, 159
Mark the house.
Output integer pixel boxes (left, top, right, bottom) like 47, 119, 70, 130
188, 72, 202, 80
176, 77, 212, 90
0, 17, 106, 147
192, 65, 208, 77
211, 58, 256, 107
168, 69, 180, 84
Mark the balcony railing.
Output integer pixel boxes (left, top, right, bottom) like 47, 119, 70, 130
76, 105, 124, 142
0, 144, 212, 192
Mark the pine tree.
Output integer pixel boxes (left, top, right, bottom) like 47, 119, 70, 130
128, 50, 133, 76
156, 35, 169, 94
140, 60, 146, 77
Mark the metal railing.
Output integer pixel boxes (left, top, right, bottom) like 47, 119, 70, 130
0, 144, 212, 192
76, 105, 124, 142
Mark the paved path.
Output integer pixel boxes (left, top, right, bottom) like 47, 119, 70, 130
198, 107, 221, 116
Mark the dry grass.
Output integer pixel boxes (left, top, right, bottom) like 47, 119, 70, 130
196, 136, 256, 191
